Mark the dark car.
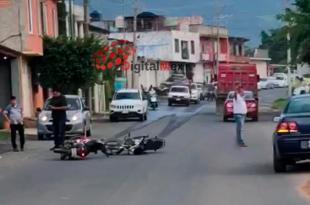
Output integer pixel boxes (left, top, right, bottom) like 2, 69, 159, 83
223, 91, 258, 122
273, 94, 310, 173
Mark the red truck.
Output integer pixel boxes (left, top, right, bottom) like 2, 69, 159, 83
216, 63, 259, 117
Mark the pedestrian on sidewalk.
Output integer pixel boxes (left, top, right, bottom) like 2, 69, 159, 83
3, 96, 25, 152
49, 88, 67, 151
233, 86, 248, 147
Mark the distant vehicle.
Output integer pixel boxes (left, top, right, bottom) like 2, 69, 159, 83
258, 78, 275, 90
196, 83, 206, 100
272, 73, 288, 88
293, 85, 309, 96
223, 91, 258, 122
109, 89, 148, 122
190, 83, 201, 104
168, 85, 191, 106
217, 64, 259, 110
37, 95, 92, 140
273, 94, 310, 172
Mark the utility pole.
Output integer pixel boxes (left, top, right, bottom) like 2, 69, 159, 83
83, 0, 89, 35
131, 0, 138, 89
215, 0, 221, 81
284, 0, 292, 96
83, 0, 92, 110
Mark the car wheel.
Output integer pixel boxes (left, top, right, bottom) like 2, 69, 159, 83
273, 149, 287, 173
186, 101, 190, 106
168, 101, 172, 106
252, 116, 258, 122
139, 114, 144, 121
223, 117, 228, 122
38, 134, 44, 141
110, 116, 117, 122
144, 113, 148, 121
86, 128, 92, 137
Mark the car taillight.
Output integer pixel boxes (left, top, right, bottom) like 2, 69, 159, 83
249, 102, 256, 108
276, 121, 298, 133
226, 102, 233, 108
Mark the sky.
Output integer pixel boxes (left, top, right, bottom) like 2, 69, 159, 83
76, 0, 289, 47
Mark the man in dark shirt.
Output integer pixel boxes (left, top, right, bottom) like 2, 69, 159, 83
49, 88, 67, 150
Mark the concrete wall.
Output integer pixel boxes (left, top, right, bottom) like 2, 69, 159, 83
109, 31, 200, 63
193, 63, 204, 83
252, 60, 268, 78
297, 64, 310, 76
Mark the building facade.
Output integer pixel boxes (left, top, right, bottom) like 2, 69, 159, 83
0, 0, 58, 128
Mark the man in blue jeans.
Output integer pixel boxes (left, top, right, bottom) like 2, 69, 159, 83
233, 86, 248, 147
49, 88, 67, 150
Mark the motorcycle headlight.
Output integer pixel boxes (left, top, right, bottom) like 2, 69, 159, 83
40, 115, 48, 122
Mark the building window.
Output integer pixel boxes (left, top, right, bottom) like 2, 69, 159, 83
191, 40, 195, 54
52, 9, 58, 37
181, 40, 189, 60
175, 39, 180, 53
27, 0, 33, 33
40, 2, 48, 35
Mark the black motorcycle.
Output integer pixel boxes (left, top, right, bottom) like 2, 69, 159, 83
104, 134, 165, 155
54, 136, 110, 160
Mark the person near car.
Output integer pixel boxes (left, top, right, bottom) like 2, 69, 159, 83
233, 86, 248, 147
49, 88, 67, 150
3, 96, 25, 152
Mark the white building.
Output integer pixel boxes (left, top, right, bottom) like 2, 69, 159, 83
65, 1, 85, 38
109, 30, 200, 88
297, 63, 310, 76
250, 49, 271, 79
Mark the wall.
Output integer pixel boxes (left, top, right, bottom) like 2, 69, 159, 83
110, 31, 200, 63
192, 63, 204, 83
252, 60, 268, 79
297, 63, 310, 76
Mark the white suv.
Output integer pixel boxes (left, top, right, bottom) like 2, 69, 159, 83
168, 85, 191, 106
110, 89, 148, 122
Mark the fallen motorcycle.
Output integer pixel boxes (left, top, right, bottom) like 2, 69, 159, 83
54, 136, 110, 160
104, 133, 165, 155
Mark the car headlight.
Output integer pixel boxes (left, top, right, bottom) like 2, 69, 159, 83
110, 104, 116, 109
40, 115, 48, 122
71, 114, 81, 122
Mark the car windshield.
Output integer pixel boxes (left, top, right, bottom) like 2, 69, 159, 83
44, 97, 81, 111
170, 87, 188, 93
197, 85, 202, 89
260, 78, 267, 82
115, 92, 140, 100
228, 91, 254, 100
285, 96, 310, 114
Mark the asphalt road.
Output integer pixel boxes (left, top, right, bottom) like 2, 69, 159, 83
0, 96, 309, 205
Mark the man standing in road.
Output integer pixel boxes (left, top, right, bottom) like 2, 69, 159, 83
3, 96, 25, 152
49, 88, 67, 150
233, 86, 248, 147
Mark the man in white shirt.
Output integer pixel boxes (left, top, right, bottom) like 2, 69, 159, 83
233, 86, 248, 147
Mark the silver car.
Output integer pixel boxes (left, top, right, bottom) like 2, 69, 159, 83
37, 95, 92, 140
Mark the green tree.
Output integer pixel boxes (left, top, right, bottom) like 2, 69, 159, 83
279, 0, 310, 64
31, 36, 102, 94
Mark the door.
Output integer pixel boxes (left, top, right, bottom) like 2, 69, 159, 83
0, 60, 12, 128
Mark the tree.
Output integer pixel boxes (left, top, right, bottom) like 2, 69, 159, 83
259, 28, 292, 64
279, 0, 310, 64
31, 36, 102, 94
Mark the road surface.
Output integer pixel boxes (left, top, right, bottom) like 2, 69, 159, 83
0, 93, 309, 205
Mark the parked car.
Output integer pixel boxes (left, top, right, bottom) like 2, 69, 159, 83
258, 78, 275, 90
196, 83, 206, 100
190, 83, 201, 104
273, 94, 310, 172
109, 89, 148, 122
223, 91, 258, 122
37, 95, 92, 140
270, 74, 288, 88
168, 85, 191, 106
